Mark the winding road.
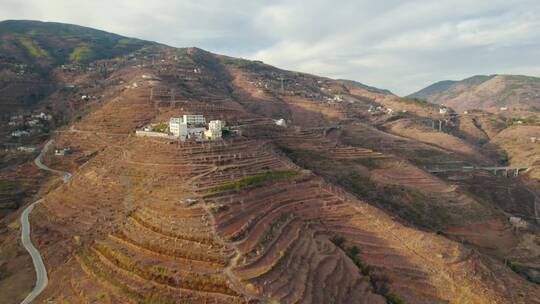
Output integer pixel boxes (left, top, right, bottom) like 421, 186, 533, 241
20, 140, 71, 304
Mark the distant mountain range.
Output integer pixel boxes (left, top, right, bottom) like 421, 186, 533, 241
410, 74, 540, 113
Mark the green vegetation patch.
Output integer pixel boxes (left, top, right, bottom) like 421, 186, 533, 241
7, 221, 20, 230
69, 45, 97, 63
399, 97, 436, 109
508, 261, 540, 284
503, 117, 540, 128
505, 75, 540, 83
467, 109, 484, 114
115, 38, 140, 48
336, 174, 462, 227
353, 158, 394, 169
175, 48, 190, 58
206, 170, 301, 193
151, 122, 168, 132
0, 180, 18, 194
277, 144, 328, 162
77, 250, 135, 298
17, 36, 49, 59
219, 57, 265, 70
506, 82, 527, 92
78, 250, 182, 304
331, 234, 406, 304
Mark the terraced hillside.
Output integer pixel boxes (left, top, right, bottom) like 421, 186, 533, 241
33, 130, 540, 303
1, 22, 539, 304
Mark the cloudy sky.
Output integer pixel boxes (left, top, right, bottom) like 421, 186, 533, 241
2, 0, 540, 95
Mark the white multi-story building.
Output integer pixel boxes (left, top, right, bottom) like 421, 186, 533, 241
169, 117, 188, 139
169, 115, 225, 141
183, 114, 206, 125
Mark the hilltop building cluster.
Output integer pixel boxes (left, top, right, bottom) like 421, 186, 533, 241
55, 147, 72, 156
136, 114, 225, 142
438, 105, 457, 115
368, 105, 394, 115
7, 112, 53, 138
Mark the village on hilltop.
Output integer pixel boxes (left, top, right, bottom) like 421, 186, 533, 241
136, 114, 226, 142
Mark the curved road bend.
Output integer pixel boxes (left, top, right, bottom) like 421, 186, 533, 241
20, 140, 72, 304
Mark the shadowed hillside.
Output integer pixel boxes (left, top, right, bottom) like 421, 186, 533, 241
0, 20, 155, 112
0, 20, 154, 67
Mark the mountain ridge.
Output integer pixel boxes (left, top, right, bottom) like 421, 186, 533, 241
410, 74, 540, 113
0, 19, 155, 67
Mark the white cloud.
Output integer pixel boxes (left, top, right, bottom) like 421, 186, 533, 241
1, 0, 540, 95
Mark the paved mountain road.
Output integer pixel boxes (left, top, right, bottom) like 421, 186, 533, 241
20, 140, 71, 304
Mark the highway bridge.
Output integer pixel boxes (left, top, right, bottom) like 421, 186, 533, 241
427, 165, 533, 177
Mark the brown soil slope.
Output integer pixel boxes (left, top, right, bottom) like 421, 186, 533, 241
1, 41, 539, 303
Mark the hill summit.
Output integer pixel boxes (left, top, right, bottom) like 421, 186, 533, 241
410, 74, 540, 113
0, 20, 154, 68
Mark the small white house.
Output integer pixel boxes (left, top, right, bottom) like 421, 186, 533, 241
18, 146, 37, 153
509, 216, 528, 229
205, 120, 224, 140
333, 95, 343, 102
32, 112, 52, 120
27, 119, 40, 127
439, 107, 448, 114
55, 147, 71, 156
274, 118, 287, 127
